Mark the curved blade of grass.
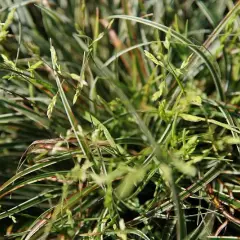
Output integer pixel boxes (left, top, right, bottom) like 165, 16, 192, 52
0, 0, 38, 13
196, 1, 240, 54
24, 211, 53, 240
196, 1, 217, 27
109, 15, 225, 101
103, 41, 157, 67
0, 112, 23, 123
36, 4, 71, 24
0, 188, 60, 220
82, 111, 118, 149
24, 197, 102, 240
204, 99, 240, 155
21, 208, 54, 240
50, 41, 93, 163
179, 113, 240, 134
0, 150, 80, 194
212, 190, 240, 210
0, 99, 49, 128
184, 1, 240, 80
217, 105, 240, 155
0, 65, 56, 94
0, 171, 68, 199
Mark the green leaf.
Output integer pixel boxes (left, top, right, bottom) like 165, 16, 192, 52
144, 50, 164, 67
163, 27, 171, 50
1, 8, 16, 33
27, 61, 43, 71
152, 81, 166, 101
180, 56, 191, 69
47, 94, 58, 119
92, 32, 104, 45
180, 113, 203, 122
117, 167, 146, 199
187, 94, 202, 106
1, 54, 18, 70
223, 136, 240, 145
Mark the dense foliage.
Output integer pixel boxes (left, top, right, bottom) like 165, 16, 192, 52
0, 0, 240, 239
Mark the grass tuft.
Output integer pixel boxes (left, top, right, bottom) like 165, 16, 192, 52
0, 1, 240, 239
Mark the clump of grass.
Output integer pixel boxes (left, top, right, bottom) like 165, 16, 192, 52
0, 1, 240, 239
